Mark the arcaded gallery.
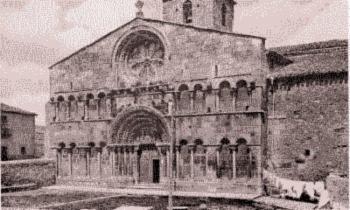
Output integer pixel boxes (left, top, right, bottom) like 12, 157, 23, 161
47, 0, 267, 193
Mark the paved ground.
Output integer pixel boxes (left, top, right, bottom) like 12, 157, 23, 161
254, 196, 317, 210
44, 185, 319, 210
44, 185, 261, 201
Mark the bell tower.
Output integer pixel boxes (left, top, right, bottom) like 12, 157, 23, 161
162, 0, 237, 32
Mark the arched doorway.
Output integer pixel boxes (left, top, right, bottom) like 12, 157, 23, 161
111, 106, 170, 184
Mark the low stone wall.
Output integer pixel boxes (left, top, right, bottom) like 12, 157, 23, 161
326, 173, 349, 209
1, 159, 56, 188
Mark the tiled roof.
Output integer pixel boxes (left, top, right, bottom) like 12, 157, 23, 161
1, 103, 37, 116
268, 40, 348, 78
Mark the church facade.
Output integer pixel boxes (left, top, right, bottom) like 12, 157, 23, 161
46, 0, 348, 194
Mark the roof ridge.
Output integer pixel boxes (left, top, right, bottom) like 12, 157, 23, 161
1, 103, 37, 116
269, 39, 348, 55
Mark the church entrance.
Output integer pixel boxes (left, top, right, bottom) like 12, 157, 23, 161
111, 106, 170, 185
153, 159, 160, 183
139, 144, 160, 184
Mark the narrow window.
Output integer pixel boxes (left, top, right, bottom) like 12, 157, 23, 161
183, 0, 193, 23
21, 147, 26, 155
221, 3, 227, 26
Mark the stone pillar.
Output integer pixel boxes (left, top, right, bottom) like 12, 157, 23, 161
114, 147, 119, 176
68, 149, 73, 176
133, 146, 139, 184
232, 147, 236, 179
118, 147, 123, 176
166, 147, 170, 177
124, 147, 128, 176
205, 148, 209, 177
216, 148, 220, 171
65, 102, 69, 121
84, 101, 89, 120
97, 148, 102, 177
96, 99, 100, 118
176, 146, 180, 178
214, 90, 220, 111
106, 97, 112, 118
190, 92, 194, 113
190, 147, 194, 179
249, 148, 253, 179
232, 89, 236, 112
54, 103, 58, 121
110, 148, 115, 176
86, 148, 91, 177
158, 147, 164, 181
257, 148, 262, 185
56, 149, 61, 177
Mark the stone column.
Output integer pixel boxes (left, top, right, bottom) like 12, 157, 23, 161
190, 92, 194, 113
176, 146, 180, 178
133, 146, 139, 184
190, 147, 194, 179
216, 148, 220, 171
84, 101, 89, 120
56, 149, 60, 177
166, 147, 170, 177
114, 147, 119, 176
110, 148, 115, 176
97, 148, 102, 177
119, 147, 123, 176
86, 148, 91, 177
106, 97, 112, 118
232, 147, 236, 179
249, 148, 253, 179
158, 147, 164, 181
232, 89, 236, 112
205, 148, 209, 177
124, 147, 128, 176
96, 99, 100, 118
54, 103, 58, 121
257, 148, 262, 185
214, 90, 220, 111
68, 149, 73, 176
65, 102, 69, 121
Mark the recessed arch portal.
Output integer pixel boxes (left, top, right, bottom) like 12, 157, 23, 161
111, 106, 170, 144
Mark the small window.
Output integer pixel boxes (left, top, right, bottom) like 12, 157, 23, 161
304, 149, 310, 157
183, 0, 193, 23
1, 115, 8, 124
221, 3, 227, 26
20, 147, 26, 155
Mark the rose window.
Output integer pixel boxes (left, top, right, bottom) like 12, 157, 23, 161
116, 30, 165, 85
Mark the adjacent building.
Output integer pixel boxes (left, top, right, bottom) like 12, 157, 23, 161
1, 103, 37, 161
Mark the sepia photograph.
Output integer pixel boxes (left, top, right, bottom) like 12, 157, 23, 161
0, 0, 348, 209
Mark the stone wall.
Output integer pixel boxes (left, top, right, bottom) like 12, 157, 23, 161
49, 18, 266, 94
326, 173, 349, 209
1, 159, 56, 187
267, 73, 348, 181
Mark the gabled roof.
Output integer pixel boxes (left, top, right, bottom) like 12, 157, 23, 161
267, 40, 348, 78
1, 103, 37, 116
49, 17, 265, 69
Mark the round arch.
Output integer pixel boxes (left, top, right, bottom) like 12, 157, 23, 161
111, 106, 170, 144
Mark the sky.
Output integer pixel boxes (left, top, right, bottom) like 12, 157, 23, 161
0, 0, 348, 125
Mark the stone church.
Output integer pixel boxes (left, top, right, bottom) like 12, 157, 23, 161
46, 0, 348, 194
